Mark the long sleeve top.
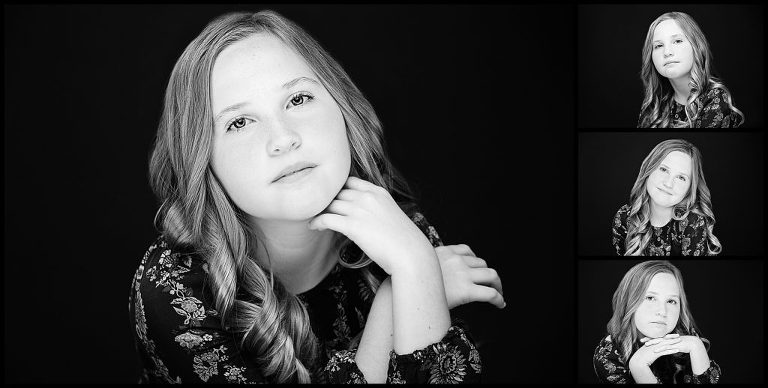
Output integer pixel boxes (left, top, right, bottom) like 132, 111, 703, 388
128, 212, 482, 383
593, 335, 721, 384
611, 204, 714, 256
637, 87, 743, 128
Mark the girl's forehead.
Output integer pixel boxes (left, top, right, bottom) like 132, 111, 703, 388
653, 19, 684, 40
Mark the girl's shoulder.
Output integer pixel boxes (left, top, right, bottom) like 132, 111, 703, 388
614, 204, 631, 220
131, 234, 209, 303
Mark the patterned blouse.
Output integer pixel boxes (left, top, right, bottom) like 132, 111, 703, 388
638, 87, 743, 128
593, 335, 721, 384
612, 204, 714, 256
128, 212, 482, 383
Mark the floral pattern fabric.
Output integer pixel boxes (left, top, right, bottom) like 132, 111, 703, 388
666, 87, 743, 128
128, 212, 481, 383
593, 335, 721, 384
611, 204, 713, 256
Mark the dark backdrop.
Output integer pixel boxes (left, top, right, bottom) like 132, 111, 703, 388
577, 4, 764, 128
578, 259, 764, 384
4, 4, 575, 383
578, 132, 765, 256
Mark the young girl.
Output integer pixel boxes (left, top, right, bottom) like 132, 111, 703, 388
128, 10, 504, 384
612, 139, 721, 256
637, 12, 744, 128
593, 260, 721, 384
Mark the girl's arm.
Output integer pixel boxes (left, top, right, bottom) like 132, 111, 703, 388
390, 247, 451, 354
354, 277, 393, 383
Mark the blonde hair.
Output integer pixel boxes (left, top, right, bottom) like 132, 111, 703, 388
638, 12, 744, 128
624, 139, 721, 256
607, 260, 706, 363
149, 10, 415, 383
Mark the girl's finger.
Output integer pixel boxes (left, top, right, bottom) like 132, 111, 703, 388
447, 244, 477, 257
643, 338, 662, 347
664, 333, 680, 338
335, 189, 363, 202
469, 285, 505, 309
344, 176, 379, 191
462, 255, 487, 268
308, 213, 349, 234
640, 337, 651, 343
469, 268, 503, 296
325, 199, 356, 216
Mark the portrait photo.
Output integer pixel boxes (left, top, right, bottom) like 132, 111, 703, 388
577, 4, 764, 128
578, 259, 764, 384
578, 132, 764, 256
4, 4, 576, 383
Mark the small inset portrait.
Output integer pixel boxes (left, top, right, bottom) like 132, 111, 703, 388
578, 259, 763, 383
578, 5, 764, 128
578, 132, 764, 256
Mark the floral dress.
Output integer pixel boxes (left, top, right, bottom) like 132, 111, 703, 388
611, 204, 713, 256
638, 87, 743, 128
128, 212, 482, 383
593, 335, 721, 384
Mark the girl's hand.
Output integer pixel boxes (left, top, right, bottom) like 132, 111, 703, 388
631, 333, 682, 367
672, 335, 705, 354
435, 244, 505, 309
308, 176, 435, 275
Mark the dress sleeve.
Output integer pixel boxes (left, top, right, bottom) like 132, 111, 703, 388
686, 360, 722, 384
130, 238, 267, 383
593, 336, 632, 384
696, 88, 743, 128
680, 212, 711, 256
612, 206, 628, 256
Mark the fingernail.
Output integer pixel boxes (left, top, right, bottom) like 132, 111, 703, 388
501, 302, 506, 308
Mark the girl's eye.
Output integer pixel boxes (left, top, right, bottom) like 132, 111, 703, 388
659, 166, 668, 173
653, 44, 662, 49
288, 93, 313, 108
674, 39, 683, 44
668, 299, 678, 305
226, 117, 252, 132
677, 175, 687, 182
645, 296, 655, 302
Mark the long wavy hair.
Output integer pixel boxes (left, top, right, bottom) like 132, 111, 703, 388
638, 12, 744, 128
148, 10, 415, 383
623, 139, 720, 256
607, 260, 707, 363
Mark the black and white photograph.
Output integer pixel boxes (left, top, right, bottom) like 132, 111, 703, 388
5, 4, 577, 384
4, 3, 765, 385
577, 4, 764, 128
578, 132, 764, 257
578, 259, 764, 384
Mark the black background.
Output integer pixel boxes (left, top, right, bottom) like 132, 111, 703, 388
578, 132, 765, 256
578, 259, 764, 384
4, 4, 575, 383
578, 4, 764, 128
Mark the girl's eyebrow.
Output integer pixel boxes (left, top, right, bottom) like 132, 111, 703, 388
214, 77, 322, 124
647, 291, 680, 298
653, 34, 684, 43
282, 76, 320, 90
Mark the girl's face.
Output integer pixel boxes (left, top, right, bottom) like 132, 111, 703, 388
651, 19, 694, 81
645, 150, 692, 209
633, 272, 681, 339
210, 33, 351, 221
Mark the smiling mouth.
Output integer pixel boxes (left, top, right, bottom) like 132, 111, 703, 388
664, 61, 680, 66
657, 187, 673, 195
650, 321, 667, 326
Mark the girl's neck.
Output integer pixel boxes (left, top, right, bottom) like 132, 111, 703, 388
668, 74, 692, 105
250, 219, 340, 294
649, 202, 674, 227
